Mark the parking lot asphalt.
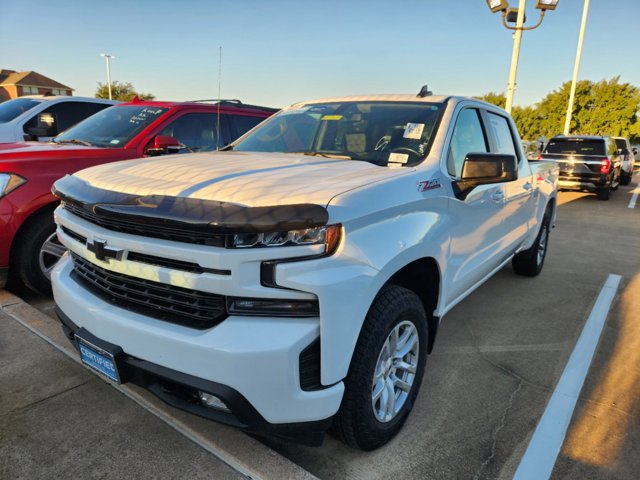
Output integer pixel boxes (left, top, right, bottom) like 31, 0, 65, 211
2, 172, 639, 479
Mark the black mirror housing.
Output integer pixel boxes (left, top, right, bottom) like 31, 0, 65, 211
454, 153, 517, 200
27, 112, 58, 139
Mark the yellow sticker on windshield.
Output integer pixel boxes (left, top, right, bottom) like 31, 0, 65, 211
321, 115, 343, 121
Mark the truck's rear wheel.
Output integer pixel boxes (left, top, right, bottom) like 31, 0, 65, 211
596, 187, 610, 200
620, 170, 632, 186
512, 210, 550, 277
331, 285, 428, 451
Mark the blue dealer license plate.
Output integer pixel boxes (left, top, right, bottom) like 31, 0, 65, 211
76, 336, 121, 383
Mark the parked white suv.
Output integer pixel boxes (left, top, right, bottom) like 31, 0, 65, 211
51, 91, 558, 450
0, 95, 117, 142
613, 136, 636, 185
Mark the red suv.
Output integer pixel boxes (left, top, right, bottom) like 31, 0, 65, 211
0, 98, 276, 293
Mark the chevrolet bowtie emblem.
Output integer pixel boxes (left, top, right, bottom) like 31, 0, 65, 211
87, 239, 123, 262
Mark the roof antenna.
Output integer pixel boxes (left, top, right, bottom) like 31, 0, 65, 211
417, 85, 432, 98
216, 46, 222, 151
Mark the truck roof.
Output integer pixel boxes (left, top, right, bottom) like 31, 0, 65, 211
117, 98, 279, 113
292, 94, 453, 107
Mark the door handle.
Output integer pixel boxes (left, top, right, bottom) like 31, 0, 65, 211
491, 190, 505, 203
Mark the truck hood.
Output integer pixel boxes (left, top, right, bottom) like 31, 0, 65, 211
0, 140, 98, 158
72, 151, 413, 207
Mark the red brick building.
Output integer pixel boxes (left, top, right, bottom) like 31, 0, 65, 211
0, 69, 73, 101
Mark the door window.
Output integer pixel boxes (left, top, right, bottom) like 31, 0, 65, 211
228, 114, 266, 140
447, 109, 488, 177
486, 112, 517, 157
156, 113, 227, 152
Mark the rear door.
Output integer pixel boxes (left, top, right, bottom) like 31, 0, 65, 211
483, 110, 535, 250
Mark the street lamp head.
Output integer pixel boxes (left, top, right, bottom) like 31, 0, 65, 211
100, 53, 115, 59
536, 0, 559, 11
486, 0, 508, 13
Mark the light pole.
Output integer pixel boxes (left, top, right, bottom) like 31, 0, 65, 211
563, 0, 590, 135
485, 0, 560, 113
100, 53, 115, 100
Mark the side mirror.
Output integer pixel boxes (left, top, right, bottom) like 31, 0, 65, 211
27, 112, 58, 139
146, 135, 182, 156
455, 153, 517, 200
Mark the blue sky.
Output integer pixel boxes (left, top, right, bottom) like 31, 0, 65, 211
1, 0, 637, 108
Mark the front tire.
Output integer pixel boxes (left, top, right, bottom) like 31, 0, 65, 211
331, 285, 428, 451
13, 211, 66, 295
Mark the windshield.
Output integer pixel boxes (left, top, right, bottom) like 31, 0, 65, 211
544, 139, 606, 156
53, 105, 167, 148
0, 98, 41, 123
233, 101, 443, 166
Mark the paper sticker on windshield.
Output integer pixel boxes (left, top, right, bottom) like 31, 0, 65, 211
389, 153, 409, 164
321, 115, 343, 121
404, 123, 424, 140
110, 139, 120, 144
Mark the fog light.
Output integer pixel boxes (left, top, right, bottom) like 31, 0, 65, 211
198, 391, 230, 412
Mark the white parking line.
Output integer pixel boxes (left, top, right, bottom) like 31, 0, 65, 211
629, 187, 639, 209
513, 274, 621, 480
628, 171, 640, 209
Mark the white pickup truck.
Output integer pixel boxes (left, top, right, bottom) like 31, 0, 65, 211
51, 91, 558, 450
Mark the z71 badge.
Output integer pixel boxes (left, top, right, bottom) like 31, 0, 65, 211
417, 178, 441, 192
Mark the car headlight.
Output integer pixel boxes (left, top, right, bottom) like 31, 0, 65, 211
0, 173, 27, 198
231, 224, 342, 252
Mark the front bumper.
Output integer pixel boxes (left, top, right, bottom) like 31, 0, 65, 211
55, 307, 332, 445
52, 255, 344, 442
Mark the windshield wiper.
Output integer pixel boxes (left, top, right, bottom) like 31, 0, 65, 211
298, 151, 352, 160
56, 139, 94, 147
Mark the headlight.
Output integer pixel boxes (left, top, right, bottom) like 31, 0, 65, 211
0, 173, 27, 198
231, 224, 342, 252
226, 297, 320, 317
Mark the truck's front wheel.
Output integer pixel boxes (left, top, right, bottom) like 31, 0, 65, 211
331, 285, 428, 451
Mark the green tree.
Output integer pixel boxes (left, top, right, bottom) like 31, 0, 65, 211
512, 105, 540, 141
474, 91, 506, 108
95, 81, 155, 101
477, 77, 640, 143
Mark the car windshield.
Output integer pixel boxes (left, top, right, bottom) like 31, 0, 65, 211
0, 98, 41, 123
53, 105, 167, 148
544, 139, 606, 156
233, 101, 443, 166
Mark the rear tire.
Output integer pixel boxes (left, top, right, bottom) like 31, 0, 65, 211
620, 170, 631, 186
512, 210, 551, 277
331, 285, 428, 451
596, 187, 610, 201
13, 211, 65, 295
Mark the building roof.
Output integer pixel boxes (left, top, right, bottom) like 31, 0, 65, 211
0, 69, 73, 90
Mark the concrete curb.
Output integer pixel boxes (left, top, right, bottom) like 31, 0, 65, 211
0, 289, 318, 480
